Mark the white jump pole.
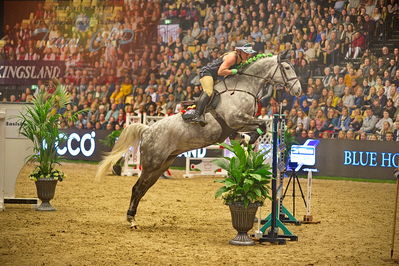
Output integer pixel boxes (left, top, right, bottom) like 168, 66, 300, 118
305, 170, 313, 219
302, 168, 320, 224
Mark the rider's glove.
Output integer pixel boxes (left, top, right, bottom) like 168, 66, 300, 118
231, 69, 238, 75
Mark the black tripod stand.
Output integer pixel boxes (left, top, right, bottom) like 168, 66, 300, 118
280, 169, 307, 223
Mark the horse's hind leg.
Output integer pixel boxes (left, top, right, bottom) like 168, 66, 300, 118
126, 168, 156, 228
126, 156, 176, 228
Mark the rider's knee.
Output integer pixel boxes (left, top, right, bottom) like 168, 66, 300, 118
199, 76, 214, 96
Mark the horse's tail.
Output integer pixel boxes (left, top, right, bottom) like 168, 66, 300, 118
95, 123, 149, 180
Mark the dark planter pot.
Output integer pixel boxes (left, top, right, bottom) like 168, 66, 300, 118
35, 179, 58, 211
228, 202, 261, 246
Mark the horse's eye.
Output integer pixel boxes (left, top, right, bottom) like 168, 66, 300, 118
285, 67, 290, 70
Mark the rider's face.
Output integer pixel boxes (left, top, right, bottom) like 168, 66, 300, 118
239, 51, 252, 61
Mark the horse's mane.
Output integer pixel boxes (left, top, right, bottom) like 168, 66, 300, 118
236, 53, 275, 72
213, 54, 276, 95
213, 53, 276, 91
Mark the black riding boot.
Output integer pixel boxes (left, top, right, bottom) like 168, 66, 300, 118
191, 92, 211, 127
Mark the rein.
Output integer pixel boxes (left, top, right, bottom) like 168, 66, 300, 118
218, 55, 300, 115
238, 56, 301, 91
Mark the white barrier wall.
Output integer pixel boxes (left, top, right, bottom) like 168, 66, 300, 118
0, 103, 35, 210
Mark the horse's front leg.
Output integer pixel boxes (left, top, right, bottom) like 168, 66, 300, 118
229, 113, 269, 144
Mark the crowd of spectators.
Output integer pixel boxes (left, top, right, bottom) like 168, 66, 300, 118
1, 0, 399, 142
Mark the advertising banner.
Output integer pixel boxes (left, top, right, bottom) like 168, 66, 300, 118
173, 148, 224, 168
57, 129, 399, 180
0, 60, 66, 85
59, 129, 111, 161
58, 128, 224, 165
315, 139, 399, 180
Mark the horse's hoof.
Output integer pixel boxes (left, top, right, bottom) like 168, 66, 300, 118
128, 216, 139, 229
130, 220, 139, 229
130, 224, 139, 230
160, 174, 171, 179
240, 133, 251, 145
112, 164, 122, 176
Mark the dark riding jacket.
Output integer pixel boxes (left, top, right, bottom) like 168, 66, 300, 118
199, 52, 240, 80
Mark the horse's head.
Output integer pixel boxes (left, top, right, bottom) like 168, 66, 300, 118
238, 51, 302, 98
272, 51, 302, 97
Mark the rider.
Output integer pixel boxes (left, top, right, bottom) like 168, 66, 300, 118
190, 40, 257, 125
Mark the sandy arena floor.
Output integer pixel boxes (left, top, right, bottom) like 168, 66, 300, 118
0, 162, 397, 265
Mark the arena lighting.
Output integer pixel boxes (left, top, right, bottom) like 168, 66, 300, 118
164, 19, 171, 24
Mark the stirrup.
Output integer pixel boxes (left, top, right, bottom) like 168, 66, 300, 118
190, 114, 207, 127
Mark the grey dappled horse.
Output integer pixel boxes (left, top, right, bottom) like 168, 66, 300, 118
96, 52, 302, 228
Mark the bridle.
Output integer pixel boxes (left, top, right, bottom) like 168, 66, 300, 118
220, 54, 300, 99
239, 54, 300, 92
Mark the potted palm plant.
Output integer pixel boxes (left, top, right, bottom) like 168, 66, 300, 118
213, 140, 272, 246
18, 83, 78, 211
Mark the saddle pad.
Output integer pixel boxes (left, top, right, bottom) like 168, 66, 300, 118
207, 92, 221, 111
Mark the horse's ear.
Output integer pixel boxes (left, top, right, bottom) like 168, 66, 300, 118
279, 50, 290, 61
